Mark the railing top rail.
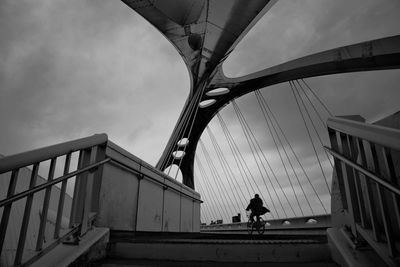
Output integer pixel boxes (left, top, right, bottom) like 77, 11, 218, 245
327, 117, 400, 150
0, 158, 110, 207
0, 133, 108, 174
325, 146, 400, 196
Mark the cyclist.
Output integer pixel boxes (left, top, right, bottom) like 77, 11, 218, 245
246, 194, 263, 223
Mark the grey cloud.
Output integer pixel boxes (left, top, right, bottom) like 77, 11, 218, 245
0, 0, 189, 164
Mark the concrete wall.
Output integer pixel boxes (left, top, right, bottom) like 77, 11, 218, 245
96, 142, 202, 232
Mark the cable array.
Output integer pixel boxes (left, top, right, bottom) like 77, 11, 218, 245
194, 79, 333, 223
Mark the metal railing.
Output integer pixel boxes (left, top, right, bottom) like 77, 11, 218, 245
0, 134, 109, 266
326, 117, 400, 267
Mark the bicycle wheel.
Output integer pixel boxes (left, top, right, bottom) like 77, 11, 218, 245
257, 218, 265, 235
247, 219, 254, 235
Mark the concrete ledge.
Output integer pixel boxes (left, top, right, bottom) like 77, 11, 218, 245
30, 227, 109, 267
109, 240, 331, 263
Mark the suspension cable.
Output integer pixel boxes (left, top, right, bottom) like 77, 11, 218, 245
254, 91, 313, 216
196, 155, 223, 220
194, 180, 212, 223
218, 112, 279, 219
231, 102, 278, 215
206, 127, 245, 214
301, 79, 333, 117
195, 158, 221, 221
295, 80, 334, 168
164, 88, 202, 175
257, 89, 328, 214
199, 139, 236, 219
206, 126, 248, 211
232, 100, 287, 218
218, 111, 274, 209
232, 101, 289, 218
174, 80, 211, 179
296, 80, 328, 128
195, 153, 227, 220
290, 81, 331, 195
217, 114, 257, 196
223, 104, 267, 202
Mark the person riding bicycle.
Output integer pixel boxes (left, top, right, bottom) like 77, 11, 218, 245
246, 194, 264, 222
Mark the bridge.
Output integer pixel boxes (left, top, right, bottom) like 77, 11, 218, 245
1, 0, 400, 266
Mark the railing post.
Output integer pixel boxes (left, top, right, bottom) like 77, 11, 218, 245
0, 169, 19, 257
369, 143, 397, 257
134, 166, 143, 231
348, 136, 367, 228
36, 158, 57, 251
328, 128, 348, 209
357, 139, 381, 241
90, 144, 107, 213
381, 147, 400, 236
14, 163, 39, 265
80, 146, 98, 235
54, 153, 71, 239
67, 150, 90, 244
339, 133, 361, 238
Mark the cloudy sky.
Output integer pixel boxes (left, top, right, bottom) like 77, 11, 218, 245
1, 0, 399, 223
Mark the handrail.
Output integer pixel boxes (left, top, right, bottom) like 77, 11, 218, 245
327, 116, 400, 264
0, 158, 110, 208
327, 117, 400, 150
0, 133, 108, 174
325, 147, 400, 195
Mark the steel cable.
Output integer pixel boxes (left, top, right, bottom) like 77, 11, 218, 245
290, 81, 331, 195
257, 89, 328, 214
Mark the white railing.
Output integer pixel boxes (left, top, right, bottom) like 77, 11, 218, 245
0, 134, 109, 266
326, 117, 400, 267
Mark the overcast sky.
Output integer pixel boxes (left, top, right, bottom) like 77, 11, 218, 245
1, 0, 399, 223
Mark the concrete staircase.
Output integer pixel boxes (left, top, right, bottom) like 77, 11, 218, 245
92, 231, 339, 266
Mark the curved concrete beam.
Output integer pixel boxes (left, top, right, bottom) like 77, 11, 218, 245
207, 34, 400, 94
122, 0, 277, 96
158, 35, 400, 188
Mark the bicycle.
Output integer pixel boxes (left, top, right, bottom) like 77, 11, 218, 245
246, 211, 265, 235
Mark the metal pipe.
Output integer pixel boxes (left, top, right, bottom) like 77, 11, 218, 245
0, 159, 110, 208
327, 117, 400, 151
324, 147, 400, 196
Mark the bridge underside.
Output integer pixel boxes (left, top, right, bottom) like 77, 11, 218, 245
122, 1, 400, 189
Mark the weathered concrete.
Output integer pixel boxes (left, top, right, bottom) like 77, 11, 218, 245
108, 237, 331, 263
96, 142, 201, 233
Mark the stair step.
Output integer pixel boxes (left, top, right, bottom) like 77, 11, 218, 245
99, 231, 333, 265
97, 258, 339, 267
